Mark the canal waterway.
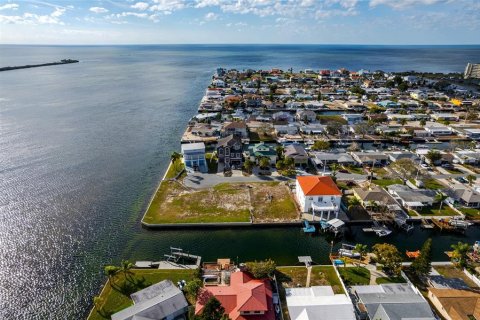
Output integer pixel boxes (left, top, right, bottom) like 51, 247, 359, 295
1, 45, 480, 319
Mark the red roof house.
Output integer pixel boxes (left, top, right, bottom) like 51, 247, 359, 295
295, 175, 342, 215
195, 271, 275, 320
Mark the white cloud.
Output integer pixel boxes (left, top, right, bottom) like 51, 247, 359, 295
204, 12, 217, 21
89, 7, 109, 14
370, 0, 445, 9
150, 0, 186, 12
131, 2, 149, 11
195, 0, 221, 8
0, 3, 19, 10
0, 7, 64, 25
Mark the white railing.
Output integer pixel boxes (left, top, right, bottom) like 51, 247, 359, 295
463, 268, 480, 287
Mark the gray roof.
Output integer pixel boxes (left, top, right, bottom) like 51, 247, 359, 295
353, 284, 435, 320
285, 144, 308, 158
112, 280, 188, 320
395, 190, 437, 203
428, 275, 470, 290
181, 142, 205, 152
444, 187, 480, 204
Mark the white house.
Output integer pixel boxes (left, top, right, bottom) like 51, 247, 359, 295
295, 176, 342, 219
286, 286, 356, 320
181, 142, 208, 173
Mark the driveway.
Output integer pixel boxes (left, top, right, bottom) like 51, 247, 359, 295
183, 171, 293, 189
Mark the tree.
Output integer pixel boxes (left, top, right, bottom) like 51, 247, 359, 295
195, 296, 228, 320
243, 159, 254, 174
276, 145, 285, 159
347, 142, 360, 152
390, 158, 417, 183
326, 121, 343, 135
348, 197, 361, 212
184, 278, 203, 300
245, 259, 276, 279
425, 150, 441, 165
354, 122, 371, 138
434, 192, 448, 211
259, 157, 270, 169
354, 244, 368, 259
120, 260, 134, 281
312, 140, 330, 151
419, 118, 427, 126
398, 82, 409, 92
330, 163, 340, 179
317, 92, 322, 101
410, 238, 432, 278
399, 118, 407, 126
450, 242, 470, 268
276, 160, 285, 171
467, 174, 477, 186
372, 243, 402, 276
104, 265, 120, 286
171, 151, 182, 172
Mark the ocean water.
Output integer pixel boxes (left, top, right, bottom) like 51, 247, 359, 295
1, 45, 480, 320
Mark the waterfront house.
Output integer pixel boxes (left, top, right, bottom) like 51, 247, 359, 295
428, 288, 480, 320
452, 150, 480, 164
387, 185, 437, 210
195, 271, 275, 320
425, 125, 454, 136
431, 113, 460, 122
286, 286, 356, 320
351, 152, 389, 166
296, 109, 317, 122
111, 280, 189, 320
284, 144, 308, 166
295, 176, 342, 219
341, 113, 364, 125
299, 124, 326, 135
444, 186, 480, 208
353, 185, 400, 210
386, 151, 420, 163
181, 142, 208, 173
216, 135, 243, 169
245, 143, 277, 165
311, 152, 356, 168
352, 284, 435, 320
274, 124, 299, 136
222, 121, 248, 138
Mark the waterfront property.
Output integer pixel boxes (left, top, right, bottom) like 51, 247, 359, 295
295, 176, 342, 218
195, 271, 275, 320
351, 283, 436, 320
181, 142, 208, 173
111, 280, 188, 320
216, 134, 244, 170
285, 286, 356, 320
428, 288, 480, 320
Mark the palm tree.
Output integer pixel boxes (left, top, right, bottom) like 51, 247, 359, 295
104, 265, 120, 287
348, 197, 361, 212
435, 192, 448, 212
330, 163, 340, 179
451, 242, 470, 268
170, 151, 181, 172
259, 157, 270, 169
354, 244, 369, 260
276, 145, 285, 159
467, 174, 477, 186
120, 259, 134, 282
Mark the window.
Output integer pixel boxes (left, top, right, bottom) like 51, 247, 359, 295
225, 147, 230, 156
219, 148, 224, 155
236, 153, 241, 158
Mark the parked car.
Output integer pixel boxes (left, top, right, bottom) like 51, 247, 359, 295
420, 163, 429, 169
441, 163, 454, 169
455, 177, 468, 183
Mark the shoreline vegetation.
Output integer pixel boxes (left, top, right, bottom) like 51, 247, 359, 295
0, 58, 79, 72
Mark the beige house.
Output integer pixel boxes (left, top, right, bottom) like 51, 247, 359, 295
428, 288, 480, 320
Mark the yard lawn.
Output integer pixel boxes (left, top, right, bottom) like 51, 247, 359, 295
376, 276, 406, 284
423, 178, 445, 190
316, 115, 347, 125
407, 210, 418, 217
434, 265, 479, 288
249, 182, 299, 222
88, 269, 196, 320
460, 207, 480, 220
338, 267, 371, 286
276, 266, 344, 294
372, 178, 403, 187
143, 181, 251, 224
373, 167, 388, 177
344, 165, 364, 175
418, 203, 459, 216
165, 160, 185, 179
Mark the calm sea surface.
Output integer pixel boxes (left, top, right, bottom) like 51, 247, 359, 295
1, 45, 480, 319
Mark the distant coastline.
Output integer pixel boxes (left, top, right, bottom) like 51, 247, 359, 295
0, 59, 79, 72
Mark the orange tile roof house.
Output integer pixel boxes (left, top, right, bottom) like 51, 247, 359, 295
428, 288, 480, 320
295, 176, 342, 218
195, 271, 275, 320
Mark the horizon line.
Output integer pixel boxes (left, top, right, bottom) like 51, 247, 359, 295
1, 43, 480, 46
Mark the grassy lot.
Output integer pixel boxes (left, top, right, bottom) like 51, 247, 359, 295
250, 182, 298, 222
418, 203, 459, 216
376, 276, 406, 284
143, 181, 251, 224
276, 266, 344, 293
316, 115, 347, 125
423, 178, 445, 190
338, 267, 371, 286
165, 160, 185, 179
460, 207, 480, 220
434, 265, 479, 288
249, 130, 275, 142
372, 178, 403, 187
88, 269, 196, 320
143, 181, 297, 224
407, 210, 418, 217
373, 167, 388, 177
344, 165, 364, 175
205, 153, 218, 173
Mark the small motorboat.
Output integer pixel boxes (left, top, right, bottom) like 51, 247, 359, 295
406, 250, 421, 259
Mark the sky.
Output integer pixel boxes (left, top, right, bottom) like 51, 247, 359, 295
0, 0, 479, 45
